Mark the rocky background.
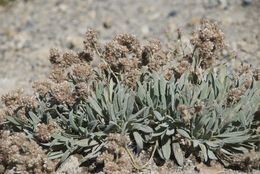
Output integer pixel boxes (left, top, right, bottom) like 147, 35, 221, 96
0, 0, 259, 95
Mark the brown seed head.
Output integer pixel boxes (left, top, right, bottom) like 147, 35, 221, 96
69, 63, 92, 82
51, 81, 75, 104
49, 48, 62, 65
33, 80, 53, 96
0, 131, 55, 173
35, 122, 58, 142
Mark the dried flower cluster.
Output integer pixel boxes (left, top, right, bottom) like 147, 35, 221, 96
51, 81, 75, 104
0, 131, 55, 173
34, 20, 225, 96
32, 80, 53, 97
1, 89, 36, 109
35, 122, 59, 142
191, 19, 225, 68
98, 34, 169, 87
228, 88, 243, 104
0, 109, 7, 124
1, 89, 36, 122
34, 45, 95, 105
95, 134, 132, 174
228, 63, 260, 104
254, 68, 260, 81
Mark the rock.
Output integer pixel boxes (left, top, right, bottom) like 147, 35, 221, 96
168, 10, 177, 17
58, 4, 68, 12
103, 17, 112, 29
141, 25, 150, 35
242, 0, 252, 7
66, 36, 83, 50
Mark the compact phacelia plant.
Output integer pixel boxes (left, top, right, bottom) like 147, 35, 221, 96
0, 20, 259, 173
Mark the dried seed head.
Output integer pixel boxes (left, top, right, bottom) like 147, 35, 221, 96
35, 122, 58, 142
191, 20, 224, 50
96, 151, 114, 164
84, 29, 99, 50
177, 104, 192, 123
62, 51, 82, 67
50, 67, 67, 83
104, 41, 129, 68
234, 63, 254, 89
164, 69, 174, 81
78, 50, 93, 62
49, 48, 62, 65
1, 89, 23, 107
146, 52, 168, 72
0, 109, 7, 124
191, 19, 225, 68
33, 80, 53, 96
74, 82, 91, 98
107, 133, 130, 151
69, 63, 92, 82
140, 39, 161, 66
173, 60, 191, 78
228, 88, 243, 104
98, 134, 132, 174
123, 69, 142, 89
103, 33, 142, 73
0, 131, 55, 173
114, 33, 141, 56
235, 63, 253, 76
1, 89, 36, 109
51, 81, 75, 104
194, 101, 205, 113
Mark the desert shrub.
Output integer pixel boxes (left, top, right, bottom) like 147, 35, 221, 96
0, 19, 259, 173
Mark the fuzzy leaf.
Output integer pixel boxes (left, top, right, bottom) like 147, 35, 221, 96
172, 142, 184, 166
177, 129, 190, 139
89, 97, 103, 116
199, 143, 208, 162
133, 131, 143, 150
154, 111, 163, 121
166, 128, 175, 136
207, 149, 217, 160
48, 151, 64, 160
132, 123, 153, 133
28, 111, 41, 125
69, 111, 78, 132
162, 138, 171, 160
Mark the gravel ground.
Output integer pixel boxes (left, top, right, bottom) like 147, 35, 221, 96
0, 0, 259, 173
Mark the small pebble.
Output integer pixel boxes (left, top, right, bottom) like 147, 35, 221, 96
242, 0, 252, 6
168, 10, 177, 17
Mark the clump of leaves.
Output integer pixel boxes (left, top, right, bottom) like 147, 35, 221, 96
0, 19, 259, 173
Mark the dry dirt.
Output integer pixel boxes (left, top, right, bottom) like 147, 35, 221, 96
0, 0, 259, 173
